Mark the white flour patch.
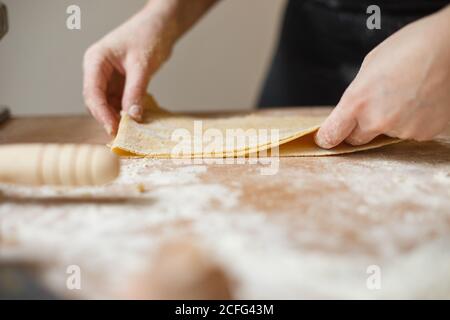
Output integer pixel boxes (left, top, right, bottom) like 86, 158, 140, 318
0, 154, 449, 299
117, 159, 208, 186
190, 203, 450, 299
433, 171, 450, 184
0, 159, 240, 298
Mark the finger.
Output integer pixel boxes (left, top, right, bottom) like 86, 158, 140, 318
121, 60, 151, 122
83, 52, 119, 135
315, 104, 357, 149
345, 124, 380, 146
107, 71, 126, 112
84, 86, 120, 136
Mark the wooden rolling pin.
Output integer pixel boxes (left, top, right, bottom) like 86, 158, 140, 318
0, 144, 120, 186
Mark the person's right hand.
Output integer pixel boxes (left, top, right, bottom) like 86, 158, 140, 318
83, 2, 178, 135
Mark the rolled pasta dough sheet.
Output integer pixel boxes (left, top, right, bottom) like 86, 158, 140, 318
111, 95, 400, 158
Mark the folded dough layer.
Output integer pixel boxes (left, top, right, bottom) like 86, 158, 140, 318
111, 95, 400, 158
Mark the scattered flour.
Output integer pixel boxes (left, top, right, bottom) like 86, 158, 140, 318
0, 156, 449, 299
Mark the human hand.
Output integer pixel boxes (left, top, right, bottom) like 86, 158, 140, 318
83, 1, 178, 135
315, 6, 450, 148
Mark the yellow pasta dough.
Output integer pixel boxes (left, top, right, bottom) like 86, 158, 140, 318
111, 95, 400, 158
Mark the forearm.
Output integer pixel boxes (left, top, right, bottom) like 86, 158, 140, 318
142, 0, 219, 43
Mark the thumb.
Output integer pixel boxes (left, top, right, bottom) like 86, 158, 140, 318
122, 63, 151, 121
315, 103, 357, 149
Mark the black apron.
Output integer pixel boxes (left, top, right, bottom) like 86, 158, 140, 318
258, 0, 450, 108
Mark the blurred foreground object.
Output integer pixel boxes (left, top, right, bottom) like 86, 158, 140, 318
129, 240, 233, 300
0, 262, 57, 300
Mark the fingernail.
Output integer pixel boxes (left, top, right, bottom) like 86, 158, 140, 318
128, 105, 143, 121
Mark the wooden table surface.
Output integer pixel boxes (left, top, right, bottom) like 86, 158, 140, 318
1, 109, 449, 299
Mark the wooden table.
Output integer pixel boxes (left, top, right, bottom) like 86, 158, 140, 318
1, 109, 450, 299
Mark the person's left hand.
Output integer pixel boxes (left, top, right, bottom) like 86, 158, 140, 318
315, 6, 450, 149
